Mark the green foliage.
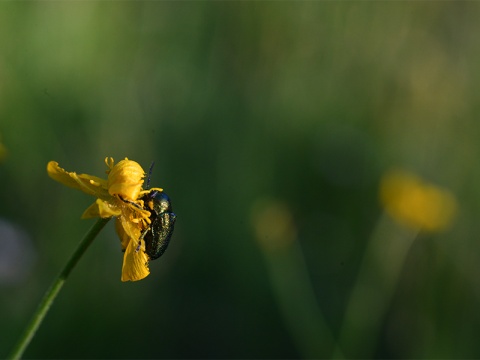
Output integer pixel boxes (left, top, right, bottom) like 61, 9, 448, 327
1, 2, 480, 358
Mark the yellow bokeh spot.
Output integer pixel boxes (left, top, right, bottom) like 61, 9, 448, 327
251, 199, 297, 251
380, 168, 458, 232
0, 140, 6, 162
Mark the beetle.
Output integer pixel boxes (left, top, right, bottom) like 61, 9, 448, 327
139, 189, 177, 260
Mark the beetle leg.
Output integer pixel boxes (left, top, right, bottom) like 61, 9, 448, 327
136, 225, 151, 253
118, 195, 142, 209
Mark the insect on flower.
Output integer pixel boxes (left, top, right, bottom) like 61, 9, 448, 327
125, 163, 177, 260
47, 157, 177, 282
139, 190, 177, 260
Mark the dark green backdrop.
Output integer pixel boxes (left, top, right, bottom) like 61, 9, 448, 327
2, 2, 480, 359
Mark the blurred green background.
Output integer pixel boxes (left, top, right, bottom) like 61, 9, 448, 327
2, 2, 480, 359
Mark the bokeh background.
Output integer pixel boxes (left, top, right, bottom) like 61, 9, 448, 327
1, 2, 480, 359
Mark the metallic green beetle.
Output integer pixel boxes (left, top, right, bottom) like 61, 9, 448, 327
140, 189, 177, 260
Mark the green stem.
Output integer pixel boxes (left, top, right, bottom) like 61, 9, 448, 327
8, 217, 111, 360
334, 212, 418, 358
264, 242, 340, 358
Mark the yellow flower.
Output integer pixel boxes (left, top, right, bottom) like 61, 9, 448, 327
0, 137, 6, 162
250, 199, 297, 251
380, 168, 458, 232
47, 157, 163, 282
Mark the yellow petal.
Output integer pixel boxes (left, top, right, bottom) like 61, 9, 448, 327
107, 158, 145, 202
81, 199, 122, 219
119, 209, 142, 239
47, 161, 109, 198
115, 217, 130, 251
97, 198, 122, 218
121, 235, 150, 282
81, 202, 100, 219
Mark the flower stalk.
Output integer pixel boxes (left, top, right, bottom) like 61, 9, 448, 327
8, 217, 110, 360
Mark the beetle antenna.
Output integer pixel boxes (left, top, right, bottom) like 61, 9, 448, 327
146, 161, 155, 189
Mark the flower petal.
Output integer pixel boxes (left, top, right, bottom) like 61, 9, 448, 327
119, 208, 142, 238
81, 199, 121, 219
107, 158, 145, 202
97, 199, 122, 218
121, 235, 150, 282
47, 161, 109, 198
81, 202, 100, 219
115, 217, 131, 251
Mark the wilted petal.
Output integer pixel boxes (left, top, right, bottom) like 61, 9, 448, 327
47, 161, 109, 199
81, 202, 101, 219
121, 236, 150, 282
81, 199, 122, 219
107, 158, 145, 202
115, 216, 132, 251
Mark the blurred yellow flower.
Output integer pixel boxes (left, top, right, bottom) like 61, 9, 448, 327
251, 199, 297, 251
380, 168, 458, 232
47, 157, 163, 282
0, 137, 6, 162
